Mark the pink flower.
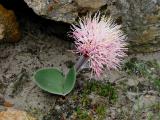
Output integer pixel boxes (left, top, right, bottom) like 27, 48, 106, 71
70, 12, 127, 78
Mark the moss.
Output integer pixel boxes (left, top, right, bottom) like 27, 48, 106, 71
44, 80, 116, 119
95, 105, 106, 120
76, 107, 92, 120
123, 58, 160, 77
154, 78, 160, 91
123, 57, 148, 76
83, 81, 118, 103
150, 102, 160, 112
123, 58, 160, 91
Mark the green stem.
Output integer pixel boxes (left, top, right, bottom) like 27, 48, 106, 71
75, 55, 89, 72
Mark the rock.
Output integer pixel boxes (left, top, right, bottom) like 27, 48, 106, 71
0, 106, 6, 112
133, 95, 159, 111
0, 94, 5, 105
127, 92, 139, 102
0, 108, 36, 120
75, 0, 107, 9
0, 4, 21, 42
24, 0, 160, 53
126, 77, 145, 87
0, 24, 4, 40
24, 0, 107, 23
88, 93, 106, 105
24, 0, 76, 23
127, 78, 139, 86
105, 0, 160, 53
0, 94, 13, 107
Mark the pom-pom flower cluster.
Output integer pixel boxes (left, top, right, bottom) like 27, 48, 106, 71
70, 13, 127, 77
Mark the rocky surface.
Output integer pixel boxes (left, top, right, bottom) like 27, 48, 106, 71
23, 0, 160, 53
0, 18, 159, 118
24, 0, 107, 23
0, 1, 159, 119
0, 4, 21, 42
0, 108, 36, 120
112, 0, 160, 53
0, 15, 76, 119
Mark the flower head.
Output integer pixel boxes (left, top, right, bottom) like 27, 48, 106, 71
70, 12, 127, 77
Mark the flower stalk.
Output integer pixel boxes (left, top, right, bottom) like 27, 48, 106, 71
75, 55, 89, 72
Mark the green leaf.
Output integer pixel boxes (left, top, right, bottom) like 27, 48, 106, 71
33, 67, 76, 96
63, 66, 76, 95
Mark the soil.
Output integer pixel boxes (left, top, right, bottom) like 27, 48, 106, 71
0, 10, 76, 119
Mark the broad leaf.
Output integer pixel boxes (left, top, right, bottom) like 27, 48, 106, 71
33, 67, 76, 96
63, 67, 76, 95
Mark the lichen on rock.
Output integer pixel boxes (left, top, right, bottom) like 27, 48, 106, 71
0, 4, 21, 43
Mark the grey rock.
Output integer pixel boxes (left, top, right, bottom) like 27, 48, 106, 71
133, 95, 159, 111
24, 0, 160, 53
24, 0, 107, 23
88, 93, 106, 105
75, 0, 107, 9
107, 0, 160, 53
